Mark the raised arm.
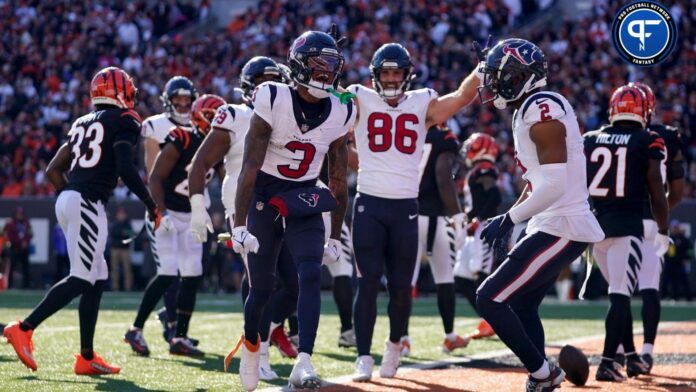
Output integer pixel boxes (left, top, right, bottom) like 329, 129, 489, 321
233, 113, 272, 227
425, 70, 480, 128
327, 135, 349, 239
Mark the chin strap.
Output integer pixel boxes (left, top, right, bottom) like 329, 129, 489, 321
326, 88, 356, 104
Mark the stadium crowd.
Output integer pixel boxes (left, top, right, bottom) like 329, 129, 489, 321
0, 0, 693, 204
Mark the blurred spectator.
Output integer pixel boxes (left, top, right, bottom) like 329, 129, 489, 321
109, 206, 134, 291
662, 222, 693, 301
3, 207, 32, 288
52, 223, 69, 282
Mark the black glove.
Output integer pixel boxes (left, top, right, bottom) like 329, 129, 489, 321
327, 23, 348, 49
472, 35, 492, 62
480, 213, 514, 248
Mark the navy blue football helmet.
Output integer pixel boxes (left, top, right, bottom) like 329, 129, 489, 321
161, 76, 198, 122
478, 38, 547, 109
287, 31, 344, 95
370, 43, 414, 99
238, 56, 286, 101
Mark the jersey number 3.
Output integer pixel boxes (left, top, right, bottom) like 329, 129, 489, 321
367, 113, 418, 154
70, 122, 104, 170
278, 141, 316, 179
588, 146, 627, 197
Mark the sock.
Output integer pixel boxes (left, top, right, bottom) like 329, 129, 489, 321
297, 262, 322, 355
531, 360, 550, 379
476, 295, 545, 373
642, 343, 654, 355
79, 279, 105, 359
164, 278, 179, 323
641, 289, 661, 345
354, 277, 380, 356
436, 283, 455, 335
403, 318, 410, 337
175, 276, 200, 338
332, 276, 354, 332
133, 275, 177, 329
288, 314, 298, 336
243, 287, 272, 345
601, 293, 631, 360
24, 276, 91, 329
455, 276, 480, 316
387, 285, 412, 344
446, 332, 457, 342
621, 307, 637, 354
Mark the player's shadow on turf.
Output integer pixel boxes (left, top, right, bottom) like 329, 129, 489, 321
17, 375, 166, 392
317, 351, 382, 364
359, 378, 467, 392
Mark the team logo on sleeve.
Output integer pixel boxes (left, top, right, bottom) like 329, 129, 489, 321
612, 1, 677, 66
299, 193, 319, 207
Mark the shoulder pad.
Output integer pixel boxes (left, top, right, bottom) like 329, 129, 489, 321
252, 82, 282, 124
521, 92, 567, 124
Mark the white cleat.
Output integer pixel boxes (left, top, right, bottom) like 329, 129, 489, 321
258, 342, 279, 381
338, 328, 357, 348
239, 338, 261, 391
288, 352, 322, 390
380, 340, 402, 378
400, 335, 411, 357
352, 355, 374, 382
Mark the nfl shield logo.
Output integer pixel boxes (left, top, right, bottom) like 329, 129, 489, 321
256, 201, 264, 211
301, 124, 309, 132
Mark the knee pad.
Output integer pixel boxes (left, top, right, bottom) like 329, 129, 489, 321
476, 294, 499, 317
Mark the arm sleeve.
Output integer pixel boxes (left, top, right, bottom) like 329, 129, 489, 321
508, 163, 567, 224
252, 82, 274, 124
114, 117, 156, 211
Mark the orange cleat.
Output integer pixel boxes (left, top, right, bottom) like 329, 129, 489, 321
442, 335, 470, 353
470, 319, 496, 339
74, 352, 121, 375
3, 320, 37, 371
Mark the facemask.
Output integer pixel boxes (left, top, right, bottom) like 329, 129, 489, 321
381, 87, 403, 98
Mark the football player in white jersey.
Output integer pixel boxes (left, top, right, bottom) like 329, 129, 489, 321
347, 43, 483, 381
188, 56, 298, 381
473, 38, 605, 392
219, 31, 355, 391
140, 76, 198, 343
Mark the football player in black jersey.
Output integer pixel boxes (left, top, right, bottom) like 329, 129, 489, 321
454, 132, 501, 340
3, 67, 160, 374
125, 94, 226, 358
400, 124, 470, 356
584, 85, 669, 382
615, 82, 687, 373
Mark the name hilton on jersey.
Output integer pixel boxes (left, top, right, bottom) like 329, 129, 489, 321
595, 133, 631, 145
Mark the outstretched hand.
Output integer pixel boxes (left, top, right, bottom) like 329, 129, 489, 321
327, 23, 348, 49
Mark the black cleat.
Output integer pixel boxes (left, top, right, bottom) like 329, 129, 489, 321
157, 308, 174, 343
526, 363, 565, 392
614, 353, 625, 369
124, 329, 150, 356
641, 353, 654, 374
170, 337, 205, 357
626, 356, 649, 378
596, 362, 626, 382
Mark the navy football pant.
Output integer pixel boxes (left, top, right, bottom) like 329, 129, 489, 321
477, 231, 587, 372
244, 195, 323, 354
352, 193, 419, 356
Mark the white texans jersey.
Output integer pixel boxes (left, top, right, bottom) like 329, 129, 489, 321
512, 91, 604, 243
141, 113, 191, 144
211, 103, 253, 214
253, 82, 355, 182
348, 84, 437, 199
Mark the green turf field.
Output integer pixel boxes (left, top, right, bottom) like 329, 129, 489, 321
0, 290, 694, 391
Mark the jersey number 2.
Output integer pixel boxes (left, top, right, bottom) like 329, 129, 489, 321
278, 141, 316, 179
588, 146, 627, 197
367, 113, 418, 154
70, 122, 104, 170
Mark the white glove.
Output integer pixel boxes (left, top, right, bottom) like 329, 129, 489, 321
322, 238, 341, 265
231, 226, 259, 255
159, 212, 175, 233
474, 62, 486, 84
190, 194, 213, 243
653, 232, 672, 257
451, 212, 467, 251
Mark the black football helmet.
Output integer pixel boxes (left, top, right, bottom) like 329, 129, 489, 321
288, 31, 344, 95
238, 56, 286, 101
370, 43, 414, 99
161, 76, 198, 122
478, 38, 547, 109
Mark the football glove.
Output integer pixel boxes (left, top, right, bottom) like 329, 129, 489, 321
159, 211, 175, 233
653, 231, 672, 257
190, 194, 212, 243
322, 238, 341, 265
480, 213, 514, 248
327, 23, 348, 49
231, 226, 259, 255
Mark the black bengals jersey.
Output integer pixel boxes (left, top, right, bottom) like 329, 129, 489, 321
584, 124, 665, 237
418, 128, 460, 216
66, 108, 141, 202
159, 128, 210, 212
642, 124, 685, 219
464, 160, 501, 221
